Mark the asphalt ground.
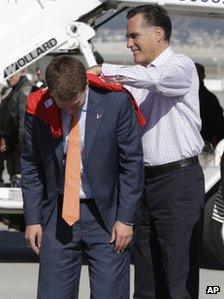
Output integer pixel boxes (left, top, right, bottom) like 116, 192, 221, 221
0, 224, 223, 299
0, 170, 224, 298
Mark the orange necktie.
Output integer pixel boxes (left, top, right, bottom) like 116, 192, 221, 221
62, 115, 81, 226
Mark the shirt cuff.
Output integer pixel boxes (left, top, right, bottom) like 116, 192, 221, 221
120, 221, 134, 226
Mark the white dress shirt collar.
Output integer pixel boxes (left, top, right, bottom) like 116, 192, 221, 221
148, 46, 173, 67
82, 86, 89, 112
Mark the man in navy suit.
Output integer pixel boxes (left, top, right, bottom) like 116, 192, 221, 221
21, 56, 143, 299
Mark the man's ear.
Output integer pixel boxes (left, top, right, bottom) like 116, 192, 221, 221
155, 27, 164, 43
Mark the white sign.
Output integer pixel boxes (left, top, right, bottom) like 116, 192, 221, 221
171, 0, 224, 8
126, 0, 224, 9
3, 38, 57, 79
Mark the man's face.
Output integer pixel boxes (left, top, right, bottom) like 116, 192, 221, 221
126, 13, 162, 66
54, 90, 86, 115
7, 72, 21, 87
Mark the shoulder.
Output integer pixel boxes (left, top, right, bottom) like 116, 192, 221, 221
26, 88, 62, 138
206, 89, 220, 103
167, 50, 196, 76
90, 87, 131, 107
26, 87, 51, 115
104, 90, 131, 103
168, 49, 194, 67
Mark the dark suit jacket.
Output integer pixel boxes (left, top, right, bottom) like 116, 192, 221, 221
199, 83, 224, 145
21, 87, 143, 232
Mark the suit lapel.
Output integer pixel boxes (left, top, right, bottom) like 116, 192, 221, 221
84, 88, 104, 163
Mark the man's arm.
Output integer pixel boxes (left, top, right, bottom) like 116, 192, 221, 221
88, 59, 193, 97
21, 112, 44, 254
18, 84, 32, 144
116, 94, 143, 222
111, 93, 143, 253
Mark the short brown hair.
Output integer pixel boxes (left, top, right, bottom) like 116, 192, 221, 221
45, 56, 87, 101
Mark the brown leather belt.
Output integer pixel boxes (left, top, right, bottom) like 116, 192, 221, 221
144, 156, 199, 178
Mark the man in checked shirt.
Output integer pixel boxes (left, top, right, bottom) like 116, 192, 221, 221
88, 4, 205, 299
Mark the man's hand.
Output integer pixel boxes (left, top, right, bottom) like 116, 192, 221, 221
110, 221, 133, 253
87, 64, 102, 76
25, 224, 42, 255
0, 138, 6, 153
